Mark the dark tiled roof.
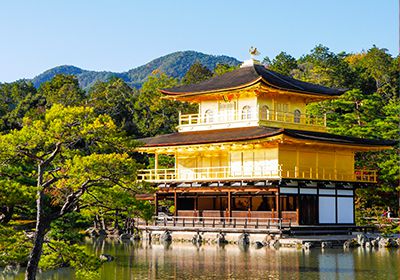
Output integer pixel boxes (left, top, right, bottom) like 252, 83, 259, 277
161, 64, 346, 97
284, 129, 396, 146
139, 127, 395, 148
139, 127, 282, 147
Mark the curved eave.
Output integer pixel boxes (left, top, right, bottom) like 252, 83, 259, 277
259, 78, 345, 99
161, 78, 344, 101
281, 135, 394, 151
136, 133, 393, 154
136, 136, 283, 154
160, 77, 263, 100
137, 129, 284, 150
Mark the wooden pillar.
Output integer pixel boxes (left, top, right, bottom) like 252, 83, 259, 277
249, 195, 253, 210
174, 151, 178, 180
154, 193, 159, 216
276, 191, 281, 219
174, 190, 177, 216
227, 191, 231, 218
154, 152, 159, 180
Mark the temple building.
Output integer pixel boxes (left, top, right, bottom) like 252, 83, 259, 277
137, 57, 393, 226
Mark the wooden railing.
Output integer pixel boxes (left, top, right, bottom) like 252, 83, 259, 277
178, 109, 326, 129
137, 165, 377, 183
136, 216, 292, 230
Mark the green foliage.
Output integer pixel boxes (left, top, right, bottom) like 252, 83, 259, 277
0, 225, 31, 266
39, 240, 101, 274
0, 104, 149, 275
292, 45, 355, 88
0, 147, 36, 223
48, 212, 91, 243
213, 63, 239, 76
133, 200, 155, 221
0, 80, 43, 132
133, 73, 195, 137
38, 74, 85, 107
148, 154, 175, 169
182, 61, 213, 85
358, 45, 394, 90
264, 52, 298, 76
88, 78, 137, 135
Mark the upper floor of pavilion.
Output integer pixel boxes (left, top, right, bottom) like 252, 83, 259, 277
161, 59, 346, 133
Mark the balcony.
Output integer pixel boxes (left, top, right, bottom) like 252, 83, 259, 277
138, 165, 377, 183
178, 109, 327, 132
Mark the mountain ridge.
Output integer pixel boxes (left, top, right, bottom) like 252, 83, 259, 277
31, 51, 241, 89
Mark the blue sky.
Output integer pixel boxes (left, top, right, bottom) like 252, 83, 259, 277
0, 0, 397, 82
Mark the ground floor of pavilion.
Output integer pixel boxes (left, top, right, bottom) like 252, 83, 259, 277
154, 179, 360, 226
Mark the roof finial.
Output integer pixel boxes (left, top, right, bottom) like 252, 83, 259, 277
241, 46, 261, 68
249, 46, 260, 59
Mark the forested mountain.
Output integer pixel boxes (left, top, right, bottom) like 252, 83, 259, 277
31, 51, 240, 89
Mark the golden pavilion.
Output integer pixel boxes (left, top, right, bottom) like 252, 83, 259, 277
137, 57, 393, 226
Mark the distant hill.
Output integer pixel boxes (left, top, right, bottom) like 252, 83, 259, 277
31, 51, 241, 89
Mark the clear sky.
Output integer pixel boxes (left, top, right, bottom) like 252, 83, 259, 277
0, 0, 397, 82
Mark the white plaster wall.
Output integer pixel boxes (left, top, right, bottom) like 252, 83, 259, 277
200, 100, 219, 120
237, 97, 258, 119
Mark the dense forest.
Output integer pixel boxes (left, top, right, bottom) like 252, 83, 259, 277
0, 45, 398, 279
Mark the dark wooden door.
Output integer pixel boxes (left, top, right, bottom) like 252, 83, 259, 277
299, 195, 318, 225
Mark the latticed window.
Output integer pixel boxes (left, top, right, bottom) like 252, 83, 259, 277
219, 101, 236, 121
260, 105, 270, 120
294, 109, 301, 123
204, 109, 213, 123
241, 105, 252, 120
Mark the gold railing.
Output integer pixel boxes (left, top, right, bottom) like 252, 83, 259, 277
281, 167, 377, 183
137, 165, 377, 183
264, 110, 326, 127
178, 110, 326, 128
138, 166, 280, 182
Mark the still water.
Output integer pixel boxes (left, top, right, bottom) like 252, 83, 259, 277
3, 239, 400, 280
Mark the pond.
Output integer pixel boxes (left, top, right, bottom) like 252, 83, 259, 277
2, 239, 400, 279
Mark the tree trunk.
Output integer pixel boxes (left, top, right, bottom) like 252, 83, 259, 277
0, 206, 14, 224
25, 143, 61, 280
25, 192, 50, 280
114, 209, 119, 230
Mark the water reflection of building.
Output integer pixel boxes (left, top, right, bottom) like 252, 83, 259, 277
145, 244, 302, 279
90, 240, 399, 279
138, 55, 393, 226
